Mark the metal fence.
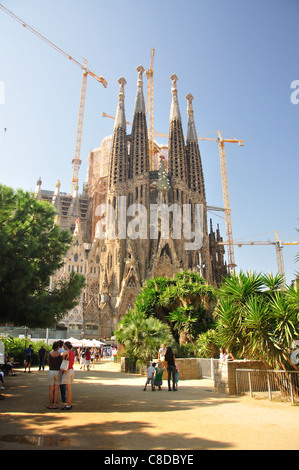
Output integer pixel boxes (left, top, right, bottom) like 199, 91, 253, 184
235, 369, 299, 405
197, 358, 219, 379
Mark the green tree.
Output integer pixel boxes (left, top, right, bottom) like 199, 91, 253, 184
115, 309, 174, 364
195, 329, 220, 358
133, 271, 216, 344
0, 184, 85, 327
215, 271, 299, 370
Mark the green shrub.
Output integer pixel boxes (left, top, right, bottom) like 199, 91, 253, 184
0, 336, 52, 366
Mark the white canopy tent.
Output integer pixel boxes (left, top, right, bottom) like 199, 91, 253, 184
64, 338, 106, 348
64, 337, 82, 347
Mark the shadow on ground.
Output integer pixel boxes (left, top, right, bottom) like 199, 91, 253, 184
0, 363, 234, 450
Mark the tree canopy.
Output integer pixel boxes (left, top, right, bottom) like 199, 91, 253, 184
132, 271, 216, 344
115, 309, 174, 364
215, 271, 299, 370
0, 184, 85, 327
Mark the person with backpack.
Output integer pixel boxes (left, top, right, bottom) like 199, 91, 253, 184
24, 344, 33, 373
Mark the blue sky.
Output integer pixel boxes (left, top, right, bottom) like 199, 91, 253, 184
0, 0, 298, 284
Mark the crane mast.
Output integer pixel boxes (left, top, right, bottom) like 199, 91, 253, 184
218, 131, 238, 272
72, 60, 88, 193
275, 230, 286, 280
218, 233, 299, 287
197, 131, 244, 273
0, 3, 107, 194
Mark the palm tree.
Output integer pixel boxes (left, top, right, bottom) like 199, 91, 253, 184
115, 309, 173, 365
134, 271, 216, 344
196, 329, 219, 358
166, 305, 198, 345
215, 271, 299, 371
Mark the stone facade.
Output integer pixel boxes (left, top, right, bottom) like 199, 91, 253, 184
37, 65, 227, 338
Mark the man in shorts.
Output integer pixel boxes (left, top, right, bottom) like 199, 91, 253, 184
24, 344, 33, 373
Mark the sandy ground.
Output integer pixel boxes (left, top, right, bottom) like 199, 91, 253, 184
0, 360, 298, 451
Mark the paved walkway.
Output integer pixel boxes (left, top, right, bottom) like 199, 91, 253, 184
0, 361, 298, 450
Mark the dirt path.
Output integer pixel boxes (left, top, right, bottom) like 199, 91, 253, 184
0, 361, 298, 451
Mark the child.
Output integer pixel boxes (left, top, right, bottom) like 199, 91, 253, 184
154, 361, 164, 390
158, 344, 167, 370
143, 362, 156, 391
175, 363, 179, 390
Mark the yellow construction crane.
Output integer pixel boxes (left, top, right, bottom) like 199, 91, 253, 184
145, 48, 155, 170
203, 131, 244, 273
218, 231, 299, 285
0, 3, 107, 193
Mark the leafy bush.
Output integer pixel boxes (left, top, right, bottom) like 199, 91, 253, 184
173, 342, 196, 358
115, 309, 174, 365
1, 336, 52, 366
195, 329, 220, 358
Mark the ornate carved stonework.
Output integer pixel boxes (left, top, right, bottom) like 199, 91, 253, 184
44, 66, 227, 339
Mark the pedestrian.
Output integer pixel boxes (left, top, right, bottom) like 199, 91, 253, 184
219, 347, 225, 362
58, 341, 66, 403
24, 344, 33, 373
154, 361, 164, 390
85, 348, 91, 371
90, 348, 95, 368
47, 341, 63, 409
60, 341, 75, 410
112, 347, 118, 363
38, 345, 46, 371
175, 363, 179, 390
143, 362, 156, 391
165, 347, 176, 391
0, 369, 4, 389
3, 354, 15, 376
75, 348, 80, 363
158, 344, 167, 369
79, 348, 86, 369
95, 348, 99, 363
225, 349, 234, 361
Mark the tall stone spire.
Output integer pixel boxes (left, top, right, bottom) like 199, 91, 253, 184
52, 179, 62, 212
168, 74, 187, 181
114, 77, 127, 129
35, 177, 42, 201
108, 77, 128, 189
185, 93, 205, 197
134, 65, 146, 114
129, 65, 149, 178
186, 93, 198, 142
169, 73, 182, 122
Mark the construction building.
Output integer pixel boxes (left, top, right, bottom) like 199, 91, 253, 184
36, 67, 227, 339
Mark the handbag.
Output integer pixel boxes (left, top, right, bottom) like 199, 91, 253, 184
60, 358, 69, 371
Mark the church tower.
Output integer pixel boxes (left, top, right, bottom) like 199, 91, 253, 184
185, 93, 212, 282
108, 77, 128, 189
185, 93, 205, 197
168, 74, 188, 183
129, 65, 149, 179
46, 62, 227, 339
103, 77, 129, 330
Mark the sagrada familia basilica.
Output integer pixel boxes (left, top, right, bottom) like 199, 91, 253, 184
35, 66, 227, 339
